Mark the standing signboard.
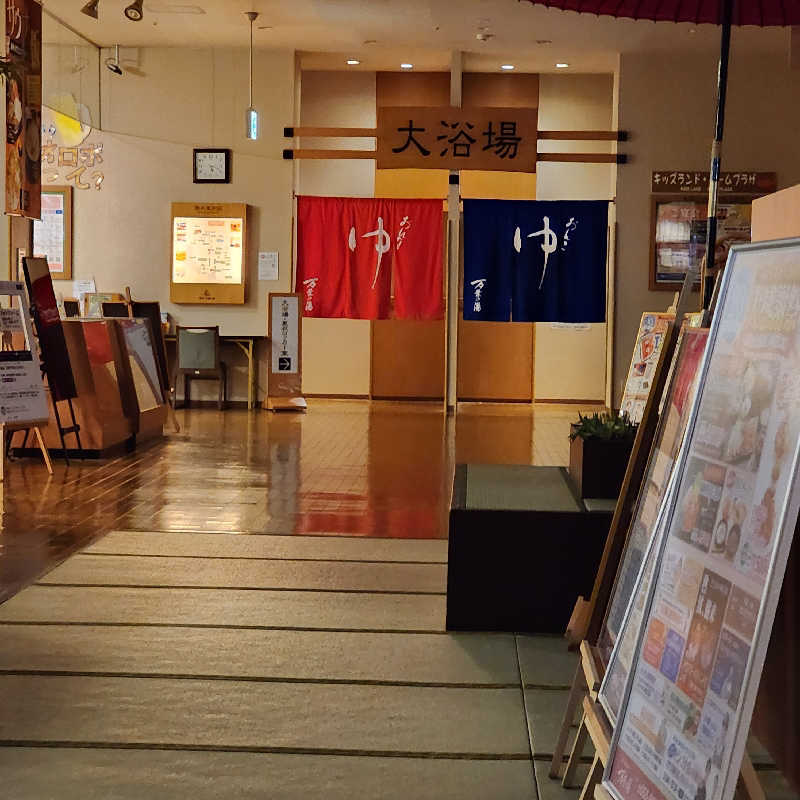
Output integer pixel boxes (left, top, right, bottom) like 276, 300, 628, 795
0, 281, 48, 424
266, 293, 305, 412
603, 239, 800, 800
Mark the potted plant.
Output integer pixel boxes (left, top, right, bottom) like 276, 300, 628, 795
568, 411, 637, 499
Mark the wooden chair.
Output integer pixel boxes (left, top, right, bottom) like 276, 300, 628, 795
175, 326, 227, 410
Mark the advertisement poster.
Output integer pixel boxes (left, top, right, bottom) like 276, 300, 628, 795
0, 281, 48, 424
6, 0, 42, 219
604, 241, 800, 800
620, 313, 674, 424
172, 217, 244, 285
601, 328, 710, 707
32, 188, 68, 276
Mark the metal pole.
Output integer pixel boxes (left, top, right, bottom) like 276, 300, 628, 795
703, 0, 734, 308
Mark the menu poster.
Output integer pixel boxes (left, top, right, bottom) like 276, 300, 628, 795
5, 0, 42, 219
599, 328, 710, 702
172, 216, 244, 285
0, 281, 48, 424
620, 313, 674, 424
32, 187, 71, 278
604, 240, 800, 800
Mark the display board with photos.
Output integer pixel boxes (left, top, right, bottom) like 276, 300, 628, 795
599, 326, 710, 723
603, 239, 800, 800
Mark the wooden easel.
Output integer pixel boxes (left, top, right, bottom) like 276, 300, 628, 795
3, 423, 53, 479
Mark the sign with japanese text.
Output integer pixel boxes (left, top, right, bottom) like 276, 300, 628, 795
42, 105, 106, 192
0, 281, 48, 425
268, 293, 302, 402
295, 196, 444, 320
462, 199, 608, 323
6, 0, 42, 219
603, 239, 800, 800
651, 171, 776, 196
377, 106, 538, 172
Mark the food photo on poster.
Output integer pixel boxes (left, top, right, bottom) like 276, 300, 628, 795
603, 239, 800, 800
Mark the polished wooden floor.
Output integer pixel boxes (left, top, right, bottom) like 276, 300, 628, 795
0, 400, 602, 604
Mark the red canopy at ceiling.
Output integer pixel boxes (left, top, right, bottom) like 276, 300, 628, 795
520, 0, 800, 27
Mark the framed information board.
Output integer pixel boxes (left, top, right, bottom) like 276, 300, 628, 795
32, 186, 72, 280
267, 292, 305, 411
170, 202, 247, 305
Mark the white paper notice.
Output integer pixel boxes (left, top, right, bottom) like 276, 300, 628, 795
259, 251, 279, 281
74, 278, 96, 297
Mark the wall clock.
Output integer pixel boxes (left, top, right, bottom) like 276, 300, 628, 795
193, 148, 231, 184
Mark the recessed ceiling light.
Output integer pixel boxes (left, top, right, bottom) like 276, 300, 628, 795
501, 64, 515, 71
400, 63, 413, 69
347, 59, 360, 65
555, 62, 569, 68
688, 27, 697, 34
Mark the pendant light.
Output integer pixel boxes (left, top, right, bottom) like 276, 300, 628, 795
245, 11, 259, 140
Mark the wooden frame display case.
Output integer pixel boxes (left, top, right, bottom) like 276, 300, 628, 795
170, 202, 247, 305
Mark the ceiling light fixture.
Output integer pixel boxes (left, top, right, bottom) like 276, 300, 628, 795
555, 62, 569, 68
346, 59, 360, 65
501, 64, 515, 70
105, 44, 123, 75
400, 63, 413, 70
245, 11, 259, 140
80, 0, 99, 18
124, 0, 143, 20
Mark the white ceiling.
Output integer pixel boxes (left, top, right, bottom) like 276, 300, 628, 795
43, 0, 790, 73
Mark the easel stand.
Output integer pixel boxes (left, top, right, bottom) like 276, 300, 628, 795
1, 423, 53, 480
551, 640, 765, 800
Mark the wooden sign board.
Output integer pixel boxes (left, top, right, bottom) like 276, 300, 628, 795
377, 106, 538, 172
651, 171, 776, 196
170, 202, 247, 305
267, 292, 305, 412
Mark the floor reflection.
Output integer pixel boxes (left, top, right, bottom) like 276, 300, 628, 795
0, 399, 603, 602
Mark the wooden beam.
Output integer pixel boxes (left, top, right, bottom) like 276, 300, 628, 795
283, 148, 626, 165
284, 125, 628, 142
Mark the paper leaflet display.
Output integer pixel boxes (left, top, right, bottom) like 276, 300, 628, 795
603, 240, 800, 800
295, 196, 444, 321
0, 281, 48, 425
462, 199, 608, 323
599, 327, 710, 723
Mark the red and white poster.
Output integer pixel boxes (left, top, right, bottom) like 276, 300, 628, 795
295, 196, 444, 320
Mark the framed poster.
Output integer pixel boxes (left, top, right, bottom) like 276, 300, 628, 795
603, 239, 800, 800
620, 313, 673, 424
170, 202, 247, 305
599, 327, 710, 723
650, 196, 757, 292
32, 185, 71, 279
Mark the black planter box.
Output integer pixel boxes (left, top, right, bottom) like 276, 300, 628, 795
568, 434, 634, 499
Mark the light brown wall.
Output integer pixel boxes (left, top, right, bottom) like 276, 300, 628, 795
614, 50, 800, 405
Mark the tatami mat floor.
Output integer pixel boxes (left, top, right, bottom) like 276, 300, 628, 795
0, 529, 571, 798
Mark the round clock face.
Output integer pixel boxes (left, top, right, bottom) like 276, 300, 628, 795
196, 151, 227, 181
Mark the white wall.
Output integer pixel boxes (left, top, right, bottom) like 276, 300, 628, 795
44, 47, 296, 403
614, 48, 800, 405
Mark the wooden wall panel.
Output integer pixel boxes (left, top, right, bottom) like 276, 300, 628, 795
376, 72, 450, 106
457, 321, 534, 402
371, 320, 446, 399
